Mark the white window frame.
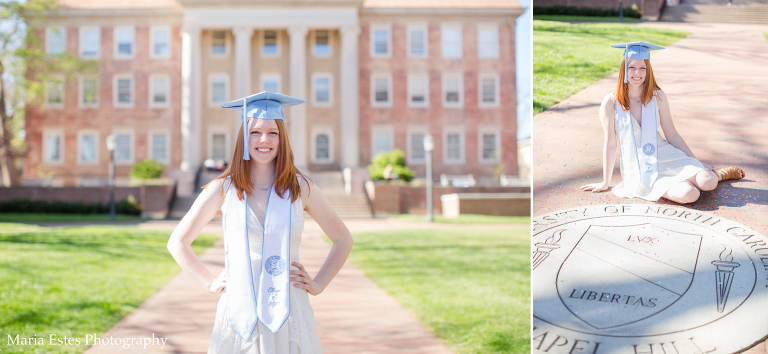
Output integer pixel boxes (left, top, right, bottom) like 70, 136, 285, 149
210, 29, 230, 58
260, 73, 281, 93
261, 29, 281, 57
42, 127, 64, 165
371, 124, 394, 159
79, 26, 100, 59
370, 72, 393, 108
112, 128, 135, 165
442, 73, 464, 108
443, 125, 465, 165
478, 125, 502, 164
46, 27, 66, 55
478, 73, 501, 108
311, 125, 334, 165
477, 23, 500, 59
113, 74, 135, 108
149, 73, 171, 108
312, 29, 333, 58
113, 26, 135, 60
407, 72, 429, 108
406, 23, 428, 59
148, 129, 171, 165
441, 23, 462, 59
311, 73, 333, 106
78, 76, 99, 108
44, 75, 65, 109
208, 126, 230, 161
77, 130, 99, 165
370, 24, 392, 58
208, 73, 230, 107
406, 125, 429, 165
150, 25, 171, 59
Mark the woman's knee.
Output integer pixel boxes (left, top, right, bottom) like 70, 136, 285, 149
667, 182, 700, 204
697, 171, 719, 191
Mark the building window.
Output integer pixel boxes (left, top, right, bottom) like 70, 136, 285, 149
371, 73, 392, 107
150, 132, 169, 164
263, 30, 279, 56
312, 74, 332, 105
43, 131, 63, 164
408, 130, 427, 164
150, 74, 170, 108
46, 27, 66, 55
407, 25, 427, 58
151, 26, 171, 58
211, 133, 227, 160
261, 74, 280, 92
371, 126, 393, 158
480, 130, 500, 163
211, 30, 227, 56
316, 134, 329, 160
443, 128, 464, 164
45, 78, 64, 108
407, 73, 429, 107
371, 26, 391, 57
313, 29, 330, 56
442, 74, 463, 107
114, 26, 135, 58
441, 25, 462, 59
114, 133, 132, 164
479, 74, 500, 107
114, 75, 134, 107
79, 26, 100, 59
78, 132, 98, 164
79, 77, 98, 107
209, 75, 229, 106
478, 24, 499, 59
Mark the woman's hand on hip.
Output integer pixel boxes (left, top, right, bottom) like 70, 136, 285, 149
580, 181, 610, 193
206, 269, 226, 294
291, 262, 322, 296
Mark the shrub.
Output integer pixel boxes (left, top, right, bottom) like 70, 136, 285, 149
131, 159, 163, 180
533, 5, 642, 18
0, 198, 137, 215
116, 195, 142, 215
367, 149, 416, 182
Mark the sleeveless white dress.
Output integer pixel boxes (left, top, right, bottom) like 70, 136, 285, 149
611, 96, 707, 201
208, 194, 323, 354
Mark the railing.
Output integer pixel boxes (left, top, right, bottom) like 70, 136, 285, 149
165, 180, 178, 220
363, 181, 376, 218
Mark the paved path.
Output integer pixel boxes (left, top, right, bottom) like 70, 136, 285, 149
533, 22, 768, 353
81, 218, 519, 354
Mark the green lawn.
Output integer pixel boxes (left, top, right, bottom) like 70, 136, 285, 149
534, 20, 690, 115
533, 15, 644, 22
348, 227, 530, 354
0, 213, 146, 223
388, 213, 530, 224
0, 223, 218, 353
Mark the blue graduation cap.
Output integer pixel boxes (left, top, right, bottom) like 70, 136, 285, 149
221, 91, 306, 161
611, 42, 665, 83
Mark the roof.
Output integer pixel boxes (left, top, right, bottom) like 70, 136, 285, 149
362, 0, 522, 9
57, 0, 181, 10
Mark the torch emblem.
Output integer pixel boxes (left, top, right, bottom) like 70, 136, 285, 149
532, 229, 564, 270
712, 245, 740, 313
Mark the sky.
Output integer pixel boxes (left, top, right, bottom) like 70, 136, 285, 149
516, 0, 532, 141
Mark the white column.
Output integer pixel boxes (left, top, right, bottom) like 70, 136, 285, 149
180, 25, 202, 196
233, 26, 253, 98
340, 25, 360, 169
288, 25, 308, 170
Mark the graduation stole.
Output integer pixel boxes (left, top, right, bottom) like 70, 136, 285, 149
222, 178, 292, 340
615, 97, 659, 191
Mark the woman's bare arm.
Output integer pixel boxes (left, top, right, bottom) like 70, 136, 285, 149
581, 94, 618, 192
657, 90, 697, 158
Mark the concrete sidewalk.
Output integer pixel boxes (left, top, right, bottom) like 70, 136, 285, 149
533, 22, 768, 352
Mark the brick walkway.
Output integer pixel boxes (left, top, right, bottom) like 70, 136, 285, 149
533, 22, 768, 353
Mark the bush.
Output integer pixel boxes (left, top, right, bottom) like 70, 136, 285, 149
131, 159, 163, 179
116, 195, 142, 215
0, 198, 136, 215
533, 5, 642, 18
367, 149, 416, 182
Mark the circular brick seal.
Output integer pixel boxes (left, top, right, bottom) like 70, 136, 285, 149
533, 204, 768, 354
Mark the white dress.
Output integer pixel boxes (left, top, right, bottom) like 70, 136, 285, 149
611, 96, 707, 201
208, 196, 323, 354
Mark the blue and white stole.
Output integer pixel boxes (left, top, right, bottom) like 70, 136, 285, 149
615, 97, 659, 193
222, 178, 292, 340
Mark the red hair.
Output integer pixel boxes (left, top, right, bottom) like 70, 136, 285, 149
204, 118, 310, 203
614, 58, 661, 111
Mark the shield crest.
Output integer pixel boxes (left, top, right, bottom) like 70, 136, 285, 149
556, 223, 702, 329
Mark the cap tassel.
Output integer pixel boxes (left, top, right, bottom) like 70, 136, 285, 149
624, 43, 628, 84
242, 97, 250, 161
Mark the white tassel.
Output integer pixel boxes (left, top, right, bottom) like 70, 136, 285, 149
242, 98, 250, 161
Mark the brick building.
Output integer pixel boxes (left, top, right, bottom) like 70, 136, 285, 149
23, 0, 522, 196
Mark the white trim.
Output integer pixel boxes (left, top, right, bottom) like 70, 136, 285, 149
406, 125, 429, 165
477, 23, 500, 59
209, 29, 230, 58
261, 29, 282, 57
78, 76, 99, 108
370, 72, 393, 108
208, 73, 230, 107
370, 124, 394, 158
442, 73, 464, 108
478, 125, 502, 164
207, 125, 230, 161
150, 25, 172, 59
113, 74, 135, 108
406, 23, 428, 59
77, 129, 100, 165
443, 125, 465, 165
407, 71, 429, 108
310, 125, 334, 164
478, 73, 500, 108
79, 26, 100, 59
260, 73, 281, 93
148, 129, 171, 165
44, 75, 65, 109
42, 127, 64, 165
441, 23, 463, 59
46, 27, 66, 55
312, 29, 333, 58
112, 128, 135, 165
113, 25, 135, 60
149, 73, 171, 108
369, 24, 392, 59
311, 73, 333, 106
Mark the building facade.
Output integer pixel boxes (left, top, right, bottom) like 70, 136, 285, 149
23, 0, 522, 196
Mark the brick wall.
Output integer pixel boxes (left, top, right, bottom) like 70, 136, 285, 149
371, 183, 530, 214
441, 194, 530, 217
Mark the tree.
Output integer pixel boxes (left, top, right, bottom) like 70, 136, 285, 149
0, 0, 95, 186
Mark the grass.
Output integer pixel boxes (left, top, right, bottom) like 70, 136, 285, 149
0, 223, 219, 353
533, 20, 690, 115
347, 227, 530, 354
0, 213, 146, 223
388, 213, 530, 224
533, 15, 644, 22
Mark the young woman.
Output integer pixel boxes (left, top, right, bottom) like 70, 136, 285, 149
167, 92, 353, 353
580, 42, 743, 203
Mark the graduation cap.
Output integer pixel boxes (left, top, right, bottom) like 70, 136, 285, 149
611, 42, 665, 83
221, 91, 306, 161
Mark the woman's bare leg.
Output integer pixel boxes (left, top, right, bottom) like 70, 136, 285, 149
688, 170, 718, 191
663, 181, 701, 204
